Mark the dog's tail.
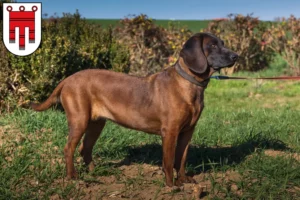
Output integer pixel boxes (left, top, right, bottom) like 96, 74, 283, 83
30, 80, 65, 111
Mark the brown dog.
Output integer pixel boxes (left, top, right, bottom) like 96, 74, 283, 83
31, 32, 238, 187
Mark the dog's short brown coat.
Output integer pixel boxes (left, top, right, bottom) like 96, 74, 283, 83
31, 32, 238, 187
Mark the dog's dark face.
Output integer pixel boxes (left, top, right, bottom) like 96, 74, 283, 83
180, 32, 238, 74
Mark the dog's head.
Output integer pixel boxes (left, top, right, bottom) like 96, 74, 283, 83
180, 32, 238, 74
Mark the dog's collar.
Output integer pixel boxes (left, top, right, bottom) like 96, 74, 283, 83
174, 63, 210, 88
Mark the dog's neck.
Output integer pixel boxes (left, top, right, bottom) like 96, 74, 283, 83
175, 57, 216, 87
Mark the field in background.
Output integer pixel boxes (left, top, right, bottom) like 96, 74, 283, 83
87, 19, 211, 32
1, 60, 300, 199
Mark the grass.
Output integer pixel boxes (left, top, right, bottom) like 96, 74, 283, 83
87, 19, 120, 27
86, 18, 210, 32
1, 63, 300, 199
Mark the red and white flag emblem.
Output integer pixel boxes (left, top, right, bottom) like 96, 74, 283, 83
2, 3, 41, 56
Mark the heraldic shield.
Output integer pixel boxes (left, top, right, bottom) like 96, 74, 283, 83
2, 3, 41, 56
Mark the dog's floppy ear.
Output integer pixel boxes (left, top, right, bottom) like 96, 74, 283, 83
179, 34, 208, 74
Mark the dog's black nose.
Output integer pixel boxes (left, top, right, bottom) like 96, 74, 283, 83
230, 54, 238, 61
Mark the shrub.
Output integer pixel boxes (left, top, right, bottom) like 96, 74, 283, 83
0, 21, 15, 112
0, 0, 18, 112
205, 14, 275, 74
262, 15, 300, 75
0, 11, 130, 111
114, 14, 192, 76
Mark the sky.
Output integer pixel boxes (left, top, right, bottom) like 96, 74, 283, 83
17, 0, 300, 21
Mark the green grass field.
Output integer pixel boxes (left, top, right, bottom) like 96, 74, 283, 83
86, 19, 210, 32
0, 59, 300, 199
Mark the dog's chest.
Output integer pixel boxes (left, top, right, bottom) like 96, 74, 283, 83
190, 95, 204, 126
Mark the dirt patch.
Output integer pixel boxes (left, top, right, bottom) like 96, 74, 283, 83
46, 163, 244, 200
0, 125, 27, 162
264, 149, 300, 161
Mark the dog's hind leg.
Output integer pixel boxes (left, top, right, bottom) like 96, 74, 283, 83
63, 112, 89, 179
79, 119, 106, 172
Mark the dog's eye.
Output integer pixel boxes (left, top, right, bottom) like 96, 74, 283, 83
211, 44, 217, 49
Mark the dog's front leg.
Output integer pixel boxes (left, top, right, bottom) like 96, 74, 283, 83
174, 128, 197, 186
161, 128, 179, 187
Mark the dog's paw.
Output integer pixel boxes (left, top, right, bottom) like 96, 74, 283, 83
66, 171, 79, 180
175, 176, 197, 186
88, 161, 95, 172
162, 185, 183, 193
185, 176, 197, 184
